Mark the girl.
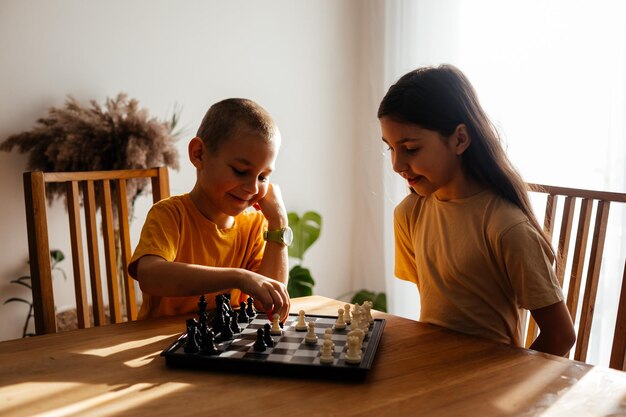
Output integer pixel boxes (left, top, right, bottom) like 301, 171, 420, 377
378, 65, 575, 356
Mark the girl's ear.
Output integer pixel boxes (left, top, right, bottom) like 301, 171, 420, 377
188, 137, 205, 169
453, 124, 472, 155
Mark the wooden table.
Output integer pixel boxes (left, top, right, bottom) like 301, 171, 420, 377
1, 296, 625, 417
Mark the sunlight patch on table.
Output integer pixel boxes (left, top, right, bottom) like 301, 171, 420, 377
540, 367, 626, 417
491, 361, 575, 414
30, 382, 188, 417
77, 334, 178, 357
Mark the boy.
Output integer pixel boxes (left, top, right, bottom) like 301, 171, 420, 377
128, 98, 291, 321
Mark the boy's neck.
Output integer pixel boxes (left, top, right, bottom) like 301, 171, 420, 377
189, 187, 235, 229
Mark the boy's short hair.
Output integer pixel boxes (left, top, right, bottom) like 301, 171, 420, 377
196, 98, 276, 152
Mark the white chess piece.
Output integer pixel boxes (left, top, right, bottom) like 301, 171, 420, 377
324, 328, 335, 348
334, 308, 347, 330
295, 309, 308, 331
270, 313, 282, 335
344, 334, 362, 364
319, 337, 335, 364
364, 301, 374, 325
350, 306, 361, 332
344, 304, 352, 324
304, 321, 318, 344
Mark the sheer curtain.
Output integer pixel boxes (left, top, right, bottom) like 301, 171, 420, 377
380, 0, 626, 367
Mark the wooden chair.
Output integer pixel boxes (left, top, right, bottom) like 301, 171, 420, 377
525, 183, 626, 370
23, 168, 170, 335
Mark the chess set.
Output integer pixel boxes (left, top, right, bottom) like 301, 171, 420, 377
161, 294, 386, 381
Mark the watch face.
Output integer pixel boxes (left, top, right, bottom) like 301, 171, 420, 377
283, 227, 294, 245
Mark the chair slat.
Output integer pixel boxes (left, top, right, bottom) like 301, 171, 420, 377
555, 196, 575, 286
566, 198, 592, 321
542, 195, 556, 238
609, 259, 626, 371
575, 200, 610, 362
23, 172, 56, 334
66, 181, 90, 329
82, 180, 105, 326
101, 180, 122, 323
116, 179, 137, 321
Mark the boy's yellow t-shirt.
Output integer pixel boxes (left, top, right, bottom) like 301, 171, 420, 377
128, 193, 266, 319
394, 190, 563, 347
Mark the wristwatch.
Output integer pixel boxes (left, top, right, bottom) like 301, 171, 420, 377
263, 226, 293, 246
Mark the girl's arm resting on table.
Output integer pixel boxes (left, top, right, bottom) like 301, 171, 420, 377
136, 255, 290, 320
529, 300, 576, 356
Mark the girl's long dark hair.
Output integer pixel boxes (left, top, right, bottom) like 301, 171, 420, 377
378, 64, 553, 257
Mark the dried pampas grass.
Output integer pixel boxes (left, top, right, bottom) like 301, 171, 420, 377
1, 93, 180, 210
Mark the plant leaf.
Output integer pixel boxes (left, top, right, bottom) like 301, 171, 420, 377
50, 249, 65, 263
9, 278, 32, 290
4, 297, 32, 305
287, 211, 322, 261
287, 265, 315, 298
350, 289, 388, 313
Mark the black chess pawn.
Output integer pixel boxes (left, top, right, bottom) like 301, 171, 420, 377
238, 302, 250, 323
253, 328, 267, 352
246, 297, 256, 319
199, 329, 219, 356
263, 323, 274, 347
183, 319, 200, 353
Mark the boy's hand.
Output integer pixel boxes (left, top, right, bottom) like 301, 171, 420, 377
254, 183, 288, 229
240, 271, 290, 321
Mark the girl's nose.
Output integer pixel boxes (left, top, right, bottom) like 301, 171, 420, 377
392, 152, 407, 174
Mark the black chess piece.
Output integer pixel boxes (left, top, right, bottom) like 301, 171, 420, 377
199, 329, 219, 356
253, 328, 267, 352
246, 297, 256, 318
229, 313, 241, 334
183, 319, 200, 353
212, 306, 225, 333
263, 323, 274, 347
219, 314, 234, 340
238, 302, 250, 323
197, 295, 209, 334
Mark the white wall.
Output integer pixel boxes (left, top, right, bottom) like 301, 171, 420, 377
0, 0, 379, 341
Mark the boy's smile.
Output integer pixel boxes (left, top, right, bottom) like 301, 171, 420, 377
189, 132, 279, 228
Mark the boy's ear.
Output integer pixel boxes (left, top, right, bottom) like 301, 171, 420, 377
188, 137, 205, 168
452, 124, 471, 155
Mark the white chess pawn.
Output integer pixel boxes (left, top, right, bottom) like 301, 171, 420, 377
324, 328, 335, 348
270, 313, 282, 335
334, 308, 347, 330
304, 321, 318, 345
344, 304, 352, 324
295, 309, 308, 331
344, 334, 362, 364
319, 337, 335, 364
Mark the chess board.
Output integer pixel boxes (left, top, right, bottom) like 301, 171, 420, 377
161, 313, 386, 381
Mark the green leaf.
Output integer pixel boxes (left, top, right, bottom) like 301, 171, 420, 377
350, 289, 388, 313
287, 211, 322, 261
50, 249, 65, 265
373, 292, 387, 312
287, 265, 315, 298
4, 297, 32, 305
9, 277, 32, 290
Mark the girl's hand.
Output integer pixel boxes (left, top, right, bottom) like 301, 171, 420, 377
254, 183, 288, 229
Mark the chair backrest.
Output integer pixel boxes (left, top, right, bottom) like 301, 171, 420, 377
23, 167, 170, 335
525, 183, 626, 370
